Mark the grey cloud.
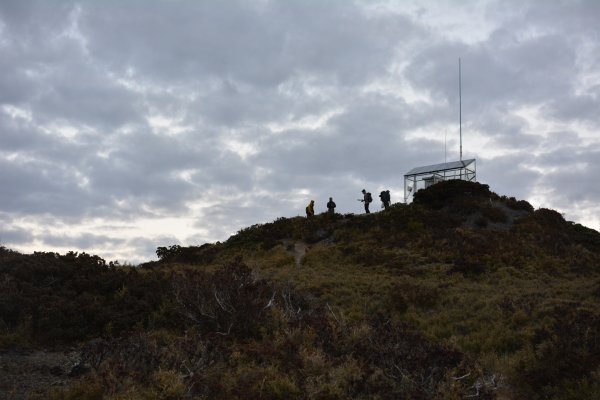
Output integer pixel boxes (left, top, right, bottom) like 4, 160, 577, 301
31, 65, 142, 130
80, 1, 415, 88
0, 226, 33, 245
0, 59, 35, 104
520, 0, 600, 38
193, 79, 333, 128
536, 131, 583, 161
0, 114, 52, 152
0, 1, 72, 33
535, 145, 600, 208
544, 95, 600, 123
0, 156, 91, 216
41, 232, 122, 249
1, 1, 600, 262
470, 106, 527, 134
406, 33, 576, 116
477, 154, 542, 202
251, 95, 449, 186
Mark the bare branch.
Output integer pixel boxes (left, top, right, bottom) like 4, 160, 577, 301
453, 372, 471, 380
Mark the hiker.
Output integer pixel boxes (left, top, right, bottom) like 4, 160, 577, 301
360, 189, 372, 214
326, 197, 336, 215
380, 190, 391, 210
306, 200, 315, 218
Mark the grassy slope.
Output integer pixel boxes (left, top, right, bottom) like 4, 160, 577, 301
176, 180, 600, 399
2, 180, 599, 399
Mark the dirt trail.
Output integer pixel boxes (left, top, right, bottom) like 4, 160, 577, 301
292, 242, 309, 265
0, 350, 81, 400
282, 240, 309, 265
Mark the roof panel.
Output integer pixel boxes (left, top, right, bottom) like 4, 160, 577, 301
404, 159, 476, 176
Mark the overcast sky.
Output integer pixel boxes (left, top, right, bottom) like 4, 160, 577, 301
1, 0, 599, 263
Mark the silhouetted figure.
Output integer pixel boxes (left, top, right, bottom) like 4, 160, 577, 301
360, 189, 372, 214
306, 200, 315, 218
380, 190, 391, 210
326, 197, 336, 215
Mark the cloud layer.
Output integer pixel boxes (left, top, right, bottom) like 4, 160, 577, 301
1, 0, 599, 262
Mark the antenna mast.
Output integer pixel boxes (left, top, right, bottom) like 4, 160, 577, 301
459, 57, 462, 161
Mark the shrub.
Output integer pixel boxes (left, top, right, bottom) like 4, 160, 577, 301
171, 258, 273, 338
533, 208, 566, 228
67, 262, 491, 400
514, 303, 600, 398
156, 245, 181, 260
0, 251, 169, 346
44, 381, 104, 400
152, 370, 186, 398
482, 206, 508, 223
475, 216, 488, 228
504, 197, 534, 213
570, 223, 600, 253
390, 280, 440, 309
452, 255, 486, 275
413, 180, 492, 210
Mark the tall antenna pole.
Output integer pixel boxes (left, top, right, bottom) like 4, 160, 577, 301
459, 57, 462, 161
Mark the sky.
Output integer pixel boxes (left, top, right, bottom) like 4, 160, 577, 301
1, 0, 599, 263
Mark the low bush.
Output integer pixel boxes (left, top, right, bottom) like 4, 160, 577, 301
0, 251, 169, 346
482, 206, 508, 223
504, 197, 534, 213
514, 303, 600, 399
390, 279, 441, 309
61, 261, 493, 399
413, 180, 492, 211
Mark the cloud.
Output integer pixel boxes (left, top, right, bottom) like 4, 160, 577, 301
1, 0, 599, 261
0, 226, 33, 245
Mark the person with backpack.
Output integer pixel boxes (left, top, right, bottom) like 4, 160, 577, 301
326, 197, 336, 215
380, 190, 391, 210
360, 189, 372, 213
306, 200, 315, 218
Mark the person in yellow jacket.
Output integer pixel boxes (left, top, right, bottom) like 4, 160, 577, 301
305, 200, 315, 218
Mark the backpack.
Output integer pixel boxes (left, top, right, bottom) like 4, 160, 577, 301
366, 192, 373, 203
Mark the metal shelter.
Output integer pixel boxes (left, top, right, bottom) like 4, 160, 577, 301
404, 159, 476, 203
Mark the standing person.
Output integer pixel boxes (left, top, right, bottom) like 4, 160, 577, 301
326, 197, 336, 215
360, 189, 372, 214
306, 200, 315, 218
380, 190, 391, 210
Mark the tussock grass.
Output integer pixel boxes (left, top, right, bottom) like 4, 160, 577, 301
184, 181, 600, 399
4, 181, 600, 399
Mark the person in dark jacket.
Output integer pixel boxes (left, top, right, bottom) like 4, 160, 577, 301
380, 190, 391, 210
360, 189, 372, 213
326, 197, 336, 215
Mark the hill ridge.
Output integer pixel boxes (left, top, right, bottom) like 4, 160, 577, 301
2, 180, 600, 399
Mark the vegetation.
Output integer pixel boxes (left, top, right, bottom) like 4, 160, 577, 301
2, 180, 600, 399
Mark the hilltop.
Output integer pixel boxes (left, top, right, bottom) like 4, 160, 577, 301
1, 181, 599, 399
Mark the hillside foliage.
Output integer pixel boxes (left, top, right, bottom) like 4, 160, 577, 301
2, 181, 600, 399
